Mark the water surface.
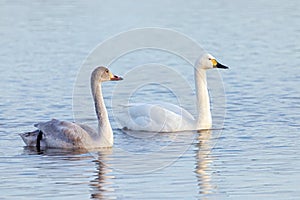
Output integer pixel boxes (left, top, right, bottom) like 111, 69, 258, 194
0, 0, 299, 199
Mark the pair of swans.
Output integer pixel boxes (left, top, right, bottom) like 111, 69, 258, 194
20, 53, 228, 149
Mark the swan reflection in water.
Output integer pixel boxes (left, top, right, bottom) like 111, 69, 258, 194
22, 147, 115, 200
22, 129, 216, 199
194, 129, 214, 196
89, 149, 114, 200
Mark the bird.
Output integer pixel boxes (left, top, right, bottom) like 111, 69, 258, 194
19, 66, 123, 149
120, 53, 228, 132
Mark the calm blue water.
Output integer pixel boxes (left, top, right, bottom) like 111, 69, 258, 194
1, 0, 300, 199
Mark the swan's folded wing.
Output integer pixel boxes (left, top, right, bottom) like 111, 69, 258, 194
77, 123, 98, 138
125, 102, 194, 121
120, 102, 195, 132
156, 102, 195, 121
34, 119, 91, 148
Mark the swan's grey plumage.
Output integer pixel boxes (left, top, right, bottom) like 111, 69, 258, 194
20, 66, 123, 149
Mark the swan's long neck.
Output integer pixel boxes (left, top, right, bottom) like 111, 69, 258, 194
91, 79, 113, 146
194, 68, 212, 130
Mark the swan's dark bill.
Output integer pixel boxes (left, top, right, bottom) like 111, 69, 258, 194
215, 62, 229, 69
110, 75, 123, 81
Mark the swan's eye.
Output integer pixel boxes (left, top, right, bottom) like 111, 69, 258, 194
208, 58, 211, 60
105, 69, 109, 73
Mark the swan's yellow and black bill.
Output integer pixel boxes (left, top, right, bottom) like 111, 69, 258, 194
216, 62, 228, 69
210, 59, 229, 69
109, 72, 123, 81
212, 59, 229, 69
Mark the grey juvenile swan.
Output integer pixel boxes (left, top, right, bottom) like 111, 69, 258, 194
20, 66, 123, 149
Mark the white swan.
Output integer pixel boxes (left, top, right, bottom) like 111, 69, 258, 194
121, 53, 228, 132
20, 66, 123, 149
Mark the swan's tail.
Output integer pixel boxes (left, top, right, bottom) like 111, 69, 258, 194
19, 130, 43, 147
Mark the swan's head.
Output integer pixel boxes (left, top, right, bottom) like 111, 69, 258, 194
196, 53, 228, 70
92, 66, 123, 82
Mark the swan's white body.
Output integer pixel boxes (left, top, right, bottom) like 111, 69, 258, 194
122, 102, 195, 132
122, 53, 228, 132
20, 67, 122, 149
